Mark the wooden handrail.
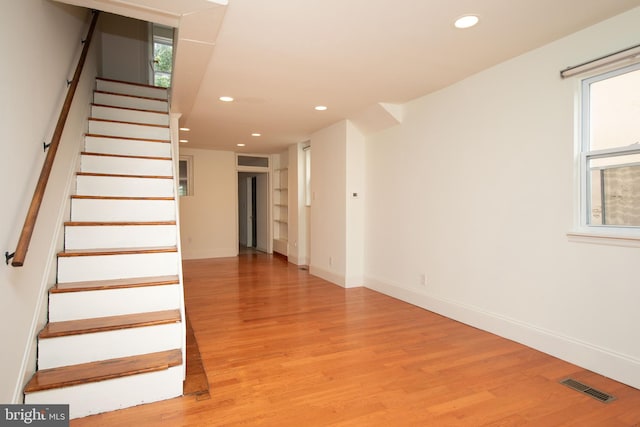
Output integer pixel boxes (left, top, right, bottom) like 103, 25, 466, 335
7, 10, 100, 267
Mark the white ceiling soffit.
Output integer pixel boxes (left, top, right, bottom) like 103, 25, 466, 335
52, 0, 226, 27
172, 6, 227, 117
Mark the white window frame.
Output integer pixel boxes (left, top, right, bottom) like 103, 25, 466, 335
178, 155, 193, 197
571, 61, 640, 246
303, 145, 311, 207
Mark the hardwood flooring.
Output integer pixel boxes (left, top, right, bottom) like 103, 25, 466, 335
71, 253, 640, 426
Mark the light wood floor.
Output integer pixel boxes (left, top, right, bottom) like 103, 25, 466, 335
72, 253, 640, 426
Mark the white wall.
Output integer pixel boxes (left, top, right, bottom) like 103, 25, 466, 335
363, 7, 640, 389
345, 122, 365, 286
287, 143, 309, 265
310, 121, 347, 285
99, 13, 149, 84
0, 0, 95, 402
310, 121, 365, 287
179, 148, 237, 259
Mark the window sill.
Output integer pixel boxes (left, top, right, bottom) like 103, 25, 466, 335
567, 231, 640, 248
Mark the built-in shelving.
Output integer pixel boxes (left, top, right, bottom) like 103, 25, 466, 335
273, 167, 288, 256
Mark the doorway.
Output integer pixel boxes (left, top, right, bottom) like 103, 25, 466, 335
238, 172, 269, 252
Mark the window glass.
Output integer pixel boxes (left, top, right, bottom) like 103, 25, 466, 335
582, 64, 640, 229
237, 156, 269, 167
152, 24, 174, 88
178, 157, 192, 196
304, 147, 311, 206
589, 69, 640, 151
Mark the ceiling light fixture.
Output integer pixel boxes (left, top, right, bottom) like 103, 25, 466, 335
179, 127, 190, 131
314, 105, 328, 111
237, 143, 246, 147
179, 139, 189, 143
454, 15, 479, 29
219, 96, 234, 102
251, 133, 261, 137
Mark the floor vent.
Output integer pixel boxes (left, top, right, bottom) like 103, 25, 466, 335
560, 378, 616, 403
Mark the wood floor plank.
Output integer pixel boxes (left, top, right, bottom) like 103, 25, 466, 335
70, 253, 640, 426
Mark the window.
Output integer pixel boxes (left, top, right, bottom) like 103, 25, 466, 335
304, 146, 311, 206
151, 24, 174, 88
237, 155, 269, 168
581, 63, 640, 231
178, 156, 193, 196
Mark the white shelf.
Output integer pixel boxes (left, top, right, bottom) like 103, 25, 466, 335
273, 166, 288, 256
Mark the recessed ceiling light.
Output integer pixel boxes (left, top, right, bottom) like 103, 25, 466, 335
179, 139, 189, 143
454, 15, 479, 29
251, 133, 261, 137
237, 143, 246, 147
179, 127, 190, 131
314, 105, 328, 111
219, 96, 234, 102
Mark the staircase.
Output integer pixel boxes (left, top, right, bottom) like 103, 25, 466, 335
23, 78, 185, 419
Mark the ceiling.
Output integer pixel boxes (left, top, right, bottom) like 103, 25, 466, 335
56, 0, 640, 153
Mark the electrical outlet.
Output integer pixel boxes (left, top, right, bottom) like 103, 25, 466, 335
329, 256, 333, 266
419, 273, 426, 286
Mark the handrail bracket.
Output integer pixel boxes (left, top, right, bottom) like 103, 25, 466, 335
5, 252, 15, 265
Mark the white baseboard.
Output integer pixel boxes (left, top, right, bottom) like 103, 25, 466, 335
287, 254, 308, 266
309, 266, 345, 287
365, 275, 640, 390
182, 248, 238, 260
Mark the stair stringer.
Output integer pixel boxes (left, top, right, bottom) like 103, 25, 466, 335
168, 111, 188, 382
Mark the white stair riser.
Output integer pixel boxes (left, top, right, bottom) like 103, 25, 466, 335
80, 155, 173, 177
70, 199, 176, 222
24, 366, 182, 419
91, 105, 169, 126
76, 175, 174, 197
65, 225, 177, 250
94, 92, 168, 112
38, 323, 182, 369
96, 79, 168, 100
88, 120, 170, 140
85, 136, 171, 157
57, 251, 179, 283
49, 284, 181, 322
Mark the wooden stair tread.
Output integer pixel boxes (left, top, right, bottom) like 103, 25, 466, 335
94, 90, 168, 102
81, 151, 171, 161
92, 103, 169, 115
39, 310, 181, 339
52, 275, 180, 293
96, 77, 169, 91
64, 221, 176, 226
24, 349, 182, 393
85, 133, 170, 143
77, 171, 172, 179
89, 117, 169, 129
58, 246, 177, 257
71, 195, 175, 201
